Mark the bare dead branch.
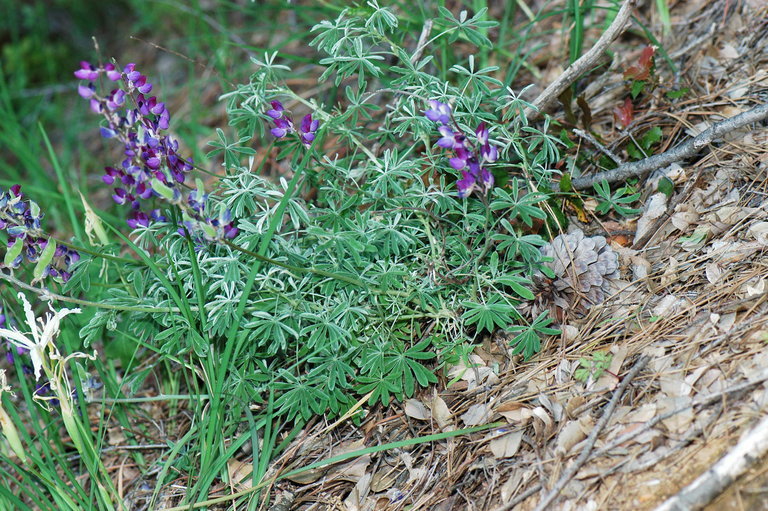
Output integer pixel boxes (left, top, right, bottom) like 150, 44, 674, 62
653, 413, 768, 511
524, 0, 637, 122
569, 102, 768, 190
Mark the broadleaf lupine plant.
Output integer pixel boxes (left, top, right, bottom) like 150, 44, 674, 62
65, 6, 559, 427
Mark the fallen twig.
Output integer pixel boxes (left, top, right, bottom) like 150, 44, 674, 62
569, 102, 768, 190
524, 0, 636, 122
532, 355, 649, 511
574, 128, 624, 166
653, 413, 768, 511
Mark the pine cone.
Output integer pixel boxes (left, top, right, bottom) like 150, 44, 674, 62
524, 229, 620, 320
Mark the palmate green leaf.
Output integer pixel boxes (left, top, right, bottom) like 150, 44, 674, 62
461, 295, 518, 333
308, 347, 357, 392
490, 179, 548, 227
495, 274, 535, 300
274, 372, 329, 422
206, 128, 256, 170
357, 374, 401, 406
491, 220, 547, 262
506, 312, 560, 360
438, 7, 498, 49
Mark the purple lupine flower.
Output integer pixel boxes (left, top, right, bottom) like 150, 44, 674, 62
77, 60, 239, 241
265, 101, 320, 146
424, 100, 452, 125
437, 126, 458, 149
456, 171, 476, 198
74, 61, 99, 81
271, 118, 293, 138
266, 101, 284, 119
476, 122, 498, 163
424, 101, 498, 198
299, 114, 319, 145
0, 186, 79, 282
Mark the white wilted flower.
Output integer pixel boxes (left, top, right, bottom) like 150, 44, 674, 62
0, 293, 81, 381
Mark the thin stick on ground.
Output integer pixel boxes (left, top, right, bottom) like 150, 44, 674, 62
524, 0, 637, 122
573, 128, 624, 165
653, 413, 768, 511
569, 102, 768, 190
532, 355, 649, 511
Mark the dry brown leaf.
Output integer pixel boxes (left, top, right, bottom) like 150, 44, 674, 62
404, 399, 431, 421
555, 420, 587, 455
226, 459, 253, 491
635, 193, 668, 243
671, 205, 700, 232
660, 375, 693, 397
652, 294, 685, 317
489, 430, 523, 459
532, 406, 554, 440
705, 262, 723, 284
499, 470, 523, 502
498, 402, 533, 424
370, 467, 400, 492
344, 473, 372, 511
332, 454, 371, 482
461, 403, 492, 426
658, 396, 694, 433
429, 393, 453, 430
749, 222, 768, 245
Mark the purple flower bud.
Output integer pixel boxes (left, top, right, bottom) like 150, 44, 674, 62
456, 171, 476, 198
476, 122, 489, 145
449, 157, 466, 170
299, 114, 319, 145
481, 144, 498, 163
74, 61, 99, 81
137, 79, 152, 95
112, 188, 128, 205
424, 100, 452, 125
437, 126, 456, 149
100, 127, 117, 139
480, 168, 494, 192
127, 211, 150, 229
271, 127, 288, 138
78, 84, 95, 99
104, 63, 121, 81
158, 111, 170, 130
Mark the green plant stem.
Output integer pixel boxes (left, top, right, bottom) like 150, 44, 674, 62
0, 270, 173, 313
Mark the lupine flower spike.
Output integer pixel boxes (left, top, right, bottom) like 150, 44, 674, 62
75, 61, 237, 240
424, 100, 496, 198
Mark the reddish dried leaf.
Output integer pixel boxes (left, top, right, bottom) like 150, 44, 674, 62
624, 45, 656, 81
613, 97, 634, 128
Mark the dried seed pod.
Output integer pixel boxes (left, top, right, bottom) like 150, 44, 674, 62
523, 229, 619, 320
